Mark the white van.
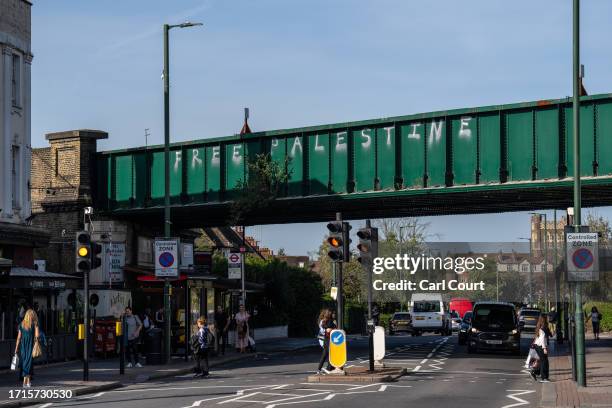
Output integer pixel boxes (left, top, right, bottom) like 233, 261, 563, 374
410, 293, 451, 336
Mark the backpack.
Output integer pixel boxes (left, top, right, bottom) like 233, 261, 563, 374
191, 334, 201, 353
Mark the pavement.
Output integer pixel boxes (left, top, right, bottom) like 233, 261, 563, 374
0, 333, 545, 408
540, 332, 612, 408
0, 337, 318, 408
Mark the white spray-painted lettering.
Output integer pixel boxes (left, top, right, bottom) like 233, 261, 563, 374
191, 149, 202, 168
459, 117, 472, 139
429, 120, 443, 146
336, 132, 347, 152
211, 146, 220, 166
408, 123, 421, 140
384, 126, 394, 145
174, 151, 182, 172
361, 129, 372, 149
314, 135, 325, 152
271, 138, 279, 149
232, 145, 242, 164
291, 136, 302, 157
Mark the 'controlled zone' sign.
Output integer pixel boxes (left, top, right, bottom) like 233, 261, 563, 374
566, 232, 599, 282
155, 238, 179, 278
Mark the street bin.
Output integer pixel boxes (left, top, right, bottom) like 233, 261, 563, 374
145, 328, 163, 365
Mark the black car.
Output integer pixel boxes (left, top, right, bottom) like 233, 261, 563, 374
458, 311, 473, 345
467, 302, 520, 355
389, 312, 412, 335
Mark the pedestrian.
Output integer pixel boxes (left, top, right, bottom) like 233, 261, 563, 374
588, 306, 602, 340
141, 308, 155, 335
14, 309, 40, 387
214, 305, 229, 355
234, 304, 250, 353
529, 314, 550, 383
155, 307, 164, 326
317, 308, 336, 375
192, 316, 210, 377
124, 307, 143, 368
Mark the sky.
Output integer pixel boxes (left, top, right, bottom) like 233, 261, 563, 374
30, 0, 612, 255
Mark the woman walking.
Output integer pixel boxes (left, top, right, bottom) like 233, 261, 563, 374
14, 309, 39, 387
589, 306, 602, 340
235, 304, 250, 353
316, 309, 337, 375
530, 314, 550, 383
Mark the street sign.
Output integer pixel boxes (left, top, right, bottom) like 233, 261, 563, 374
155, 238, 179, 278
227, 252, 242, 279
330, 286, 338, 300
566, 232, 599, 282
373, 326, 385, 361
329, 329, 347, 368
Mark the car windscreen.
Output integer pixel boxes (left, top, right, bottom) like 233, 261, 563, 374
393, 313, 411, 320
413, 301, 441, 313
520, 311, 541, 318
472, 306, 516, 331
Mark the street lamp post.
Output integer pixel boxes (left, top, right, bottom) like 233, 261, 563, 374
163, 21, 203, 364
531, 212, 549, 311
572, 0, 586, 387
518, 237, 533, 305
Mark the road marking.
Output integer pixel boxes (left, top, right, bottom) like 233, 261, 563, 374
38, 404, 53, 408
501, 390, 535, 408
413, 365, 422, 372
415, 370, 527, 377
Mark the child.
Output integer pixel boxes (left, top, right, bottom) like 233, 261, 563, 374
193, 317, 210, 377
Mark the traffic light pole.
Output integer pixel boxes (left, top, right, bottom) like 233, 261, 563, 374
163, 24, 173, 366
365, 220, 375, 372
572, 0, 586, 387
336, 212, 344, 331
83, 267, 89, 381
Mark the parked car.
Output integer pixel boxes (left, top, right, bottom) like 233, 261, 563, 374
449, 298, 474, 319
467, 302, 520, 355
410, 293, 452, 336
458, 311, 473, 345
517, 308, 541, 333
389, 312, 412, 335
451, 311, 462, 331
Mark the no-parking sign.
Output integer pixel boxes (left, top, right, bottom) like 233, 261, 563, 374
566, 232, 599, 282
155, 238, 179, 278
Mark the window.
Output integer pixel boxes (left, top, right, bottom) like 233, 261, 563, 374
12, 145, 20, 209
521, 264, 529, 272
11, 54, 21, 107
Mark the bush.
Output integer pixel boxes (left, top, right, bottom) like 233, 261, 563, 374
584, 302, 612, 333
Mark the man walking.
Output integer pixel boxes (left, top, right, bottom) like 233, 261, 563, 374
124, 307, 143, 368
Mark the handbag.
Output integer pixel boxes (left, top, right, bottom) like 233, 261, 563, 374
32, 338, 42, 358
10, 354, 19, 371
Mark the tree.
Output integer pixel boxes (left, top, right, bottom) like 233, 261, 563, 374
316, 239, 365, 303
229, 153, 291, 225
584, 211, 612, 301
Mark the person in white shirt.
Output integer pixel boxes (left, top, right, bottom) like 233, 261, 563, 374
530, 314, 550, 383
588, 306, 602, 340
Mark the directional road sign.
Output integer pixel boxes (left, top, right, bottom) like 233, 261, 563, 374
329, 329, 347, 368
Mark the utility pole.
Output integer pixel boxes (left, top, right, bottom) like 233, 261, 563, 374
554, 209, 563, 344
572, 0, 586, 387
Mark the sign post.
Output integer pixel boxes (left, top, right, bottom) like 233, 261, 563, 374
227, 252, 242, 279
155, 238, 178, 364
373, 326, 386, 367
328, 329, 347, 375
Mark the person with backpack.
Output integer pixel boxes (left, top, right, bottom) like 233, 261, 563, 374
316, 309, 336, 375
589, 306, 603, 340
124, 307, 143, 368
192, 316, 210, 377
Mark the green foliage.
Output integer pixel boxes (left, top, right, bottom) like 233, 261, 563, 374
316, 239, 365, 303
584, 302, 612, 333
230, 153, 291, 225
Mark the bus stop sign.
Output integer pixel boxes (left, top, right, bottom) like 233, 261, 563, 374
329, 329, 347, 369
566, 232, 599, 282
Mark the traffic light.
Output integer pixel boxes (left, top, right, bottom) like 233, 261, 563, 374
75, 231, 91, 273
326, 221, 351, 262
357, 226, 378, 266
91, 242, 103, 269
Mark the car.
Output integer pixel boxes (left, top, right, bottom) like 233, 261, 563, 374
458, 311, 473, 345
450, 311, 462, 331
467, 302, 520, 355
410, 293, 452, 336
518, 308, 541, 333
389, 312, 412, 335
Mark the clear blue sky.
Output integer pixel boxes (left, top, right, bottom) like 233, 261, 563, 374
31, 0, 612, 255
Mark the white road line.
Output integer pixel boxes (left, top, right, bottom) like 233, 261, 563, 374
415, 370, 527, 377
378, 385, 387, 392
501, 390, 536, 408
38, 404, 53, 408
218, 391, 262, 404
413, 365, 422, 372
271, 384, 290, 390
